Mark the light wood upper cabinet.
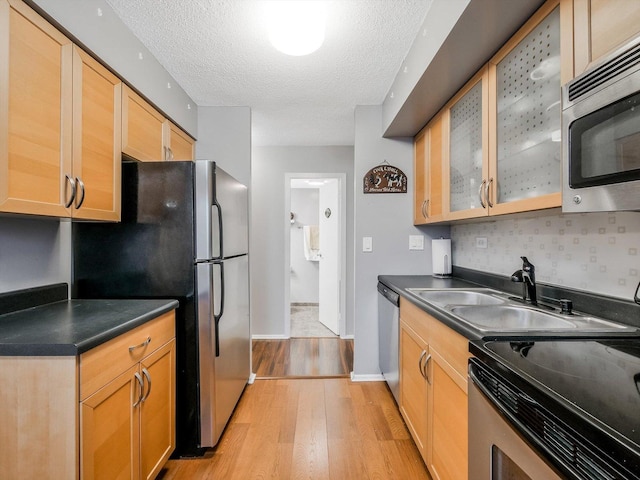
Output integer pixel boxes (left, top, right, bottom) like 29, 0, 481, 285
0, 0, 121, 220
413, 113, 446, 224
0, 0, 73, 217
487, 0, 564, 216
166, 121, 195, 161
122, 85, 166, 162
399, 298, 470, 480
72, 47, 121, 221
444, 67, 489, 222
122, 86, 195, 162
573, 0, 640, 75
413, 0, 571, 224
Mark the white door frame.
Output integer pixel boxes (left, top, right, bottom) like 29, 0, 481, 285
284, 173, 347, 338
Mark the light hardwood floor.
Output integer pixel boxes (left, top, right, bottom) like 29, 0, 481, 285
159, 378, 431, 479
252, 338, 353, 378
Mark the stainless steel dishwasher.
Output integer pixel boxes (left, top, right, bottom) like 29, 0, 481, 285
377, 281, 400, 404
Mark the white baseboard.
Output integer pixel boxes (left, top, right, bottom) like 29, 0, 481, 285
350, 372, 385, 382
251, 334, 288, 340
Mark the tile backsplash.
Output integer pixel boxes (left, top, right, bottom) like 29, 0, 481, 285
451, 211, 640, 301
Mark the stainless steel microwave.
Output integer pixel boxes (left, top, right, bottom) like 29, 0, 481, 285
562, 35, 640, 212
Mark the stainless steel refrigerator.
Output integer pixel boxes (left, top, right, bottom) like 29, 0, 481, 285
72, 160, 250, 456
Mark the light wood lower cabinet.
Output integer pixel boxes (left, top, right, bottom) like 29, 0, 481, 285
80, 311, 176, 480
0, 310, 176, 479
399, 298, 470, 480
400, 324, 429, 458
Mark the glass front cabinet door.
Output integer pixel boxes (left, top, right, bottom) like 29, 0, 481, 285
446, 67, 489, 221
488, 1, 563, 215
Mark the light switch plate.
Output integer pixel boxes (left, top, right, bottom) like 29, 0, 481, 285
476, 237, 488, 249
363, 236, 373, 252
409, 235, 424, 250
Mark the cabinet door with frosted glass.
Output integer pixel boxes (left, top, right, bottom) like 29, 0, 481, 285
488, 0, 563, 215
446, 67, 489, 221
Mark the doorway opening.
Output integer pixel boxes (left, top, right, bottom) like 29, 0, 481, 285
284, 173, 346, 338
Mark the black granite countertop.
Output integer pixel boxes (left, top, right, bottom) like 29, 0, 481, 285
0, 293, 178, 356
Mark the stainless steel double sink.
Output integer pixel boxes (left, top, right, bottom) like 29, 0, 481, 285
406, 288, 635, 333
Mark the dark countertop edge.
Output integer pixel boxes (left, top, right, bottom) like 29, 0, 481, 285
0, 299, 179, 357
0, 283, 68, 316
74, 300, 179, 355
379, 271, 640, 343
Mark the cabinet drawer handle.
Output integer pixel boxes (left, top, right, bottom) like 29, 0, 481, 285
129, 336, 151, 352
133, 372, 144, 407
478, 180, 487, 209
418, 350, 428, 380
75, 177, 86, 209
64, 175, 76, 208
141, 368, 152, 402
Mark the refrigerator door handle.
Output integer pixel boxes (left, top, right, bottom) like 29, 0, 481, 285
213, 261, 225, 357
212, 199, 224, 259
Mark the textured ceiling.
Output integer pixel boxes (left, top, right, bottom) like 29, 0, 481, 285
104, 0, 432, 146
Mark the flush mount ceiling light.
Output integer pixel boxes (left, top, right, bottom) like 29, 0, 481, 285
266, 1, 326, 56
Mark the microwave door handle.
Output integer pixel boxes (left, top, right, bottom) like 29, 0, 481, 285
213, 261, 225, 357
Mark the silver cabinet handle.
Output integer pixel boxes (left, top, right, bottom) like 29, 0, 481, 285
486, 177, 494, 208
421, 199, 430, 219
141, 368, 152, 402
75, 177, 86, 209
479, 179, 487, 209
168, 147, 174, 161
133, 372, 144, 407
418, 350, 428, 380
423, 354, 432, 384
64, 175, 76, 208
128, 336, 151, 352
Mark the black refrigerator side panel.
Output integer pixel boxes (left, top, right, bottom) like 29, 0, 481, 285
73, 161, 196, 299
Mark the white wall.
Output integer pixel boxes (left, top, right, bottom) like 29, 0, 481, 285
251, 146, 354, 337
290, 188, 320, 303
0, 217, 71, 293
196, 107, 252, 187
353, 105, 449, 378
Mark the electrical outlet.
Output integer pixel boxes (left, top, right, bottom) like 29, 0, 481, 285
476, 237, 488, 249
409, 235, 424, 250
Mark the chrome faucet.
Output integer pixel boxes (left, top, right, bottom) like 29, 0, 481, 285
511, 256, 537, 306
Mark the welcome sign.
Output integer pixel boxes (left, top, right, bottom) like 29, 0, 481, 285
363, 164, 407, 194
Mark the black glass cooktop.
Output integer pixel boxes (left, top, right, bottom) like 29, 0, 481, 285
473, 339, 640, 467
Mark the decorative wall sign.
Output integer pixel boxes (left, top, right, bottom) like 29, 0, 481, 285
363, 163, 407, 193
